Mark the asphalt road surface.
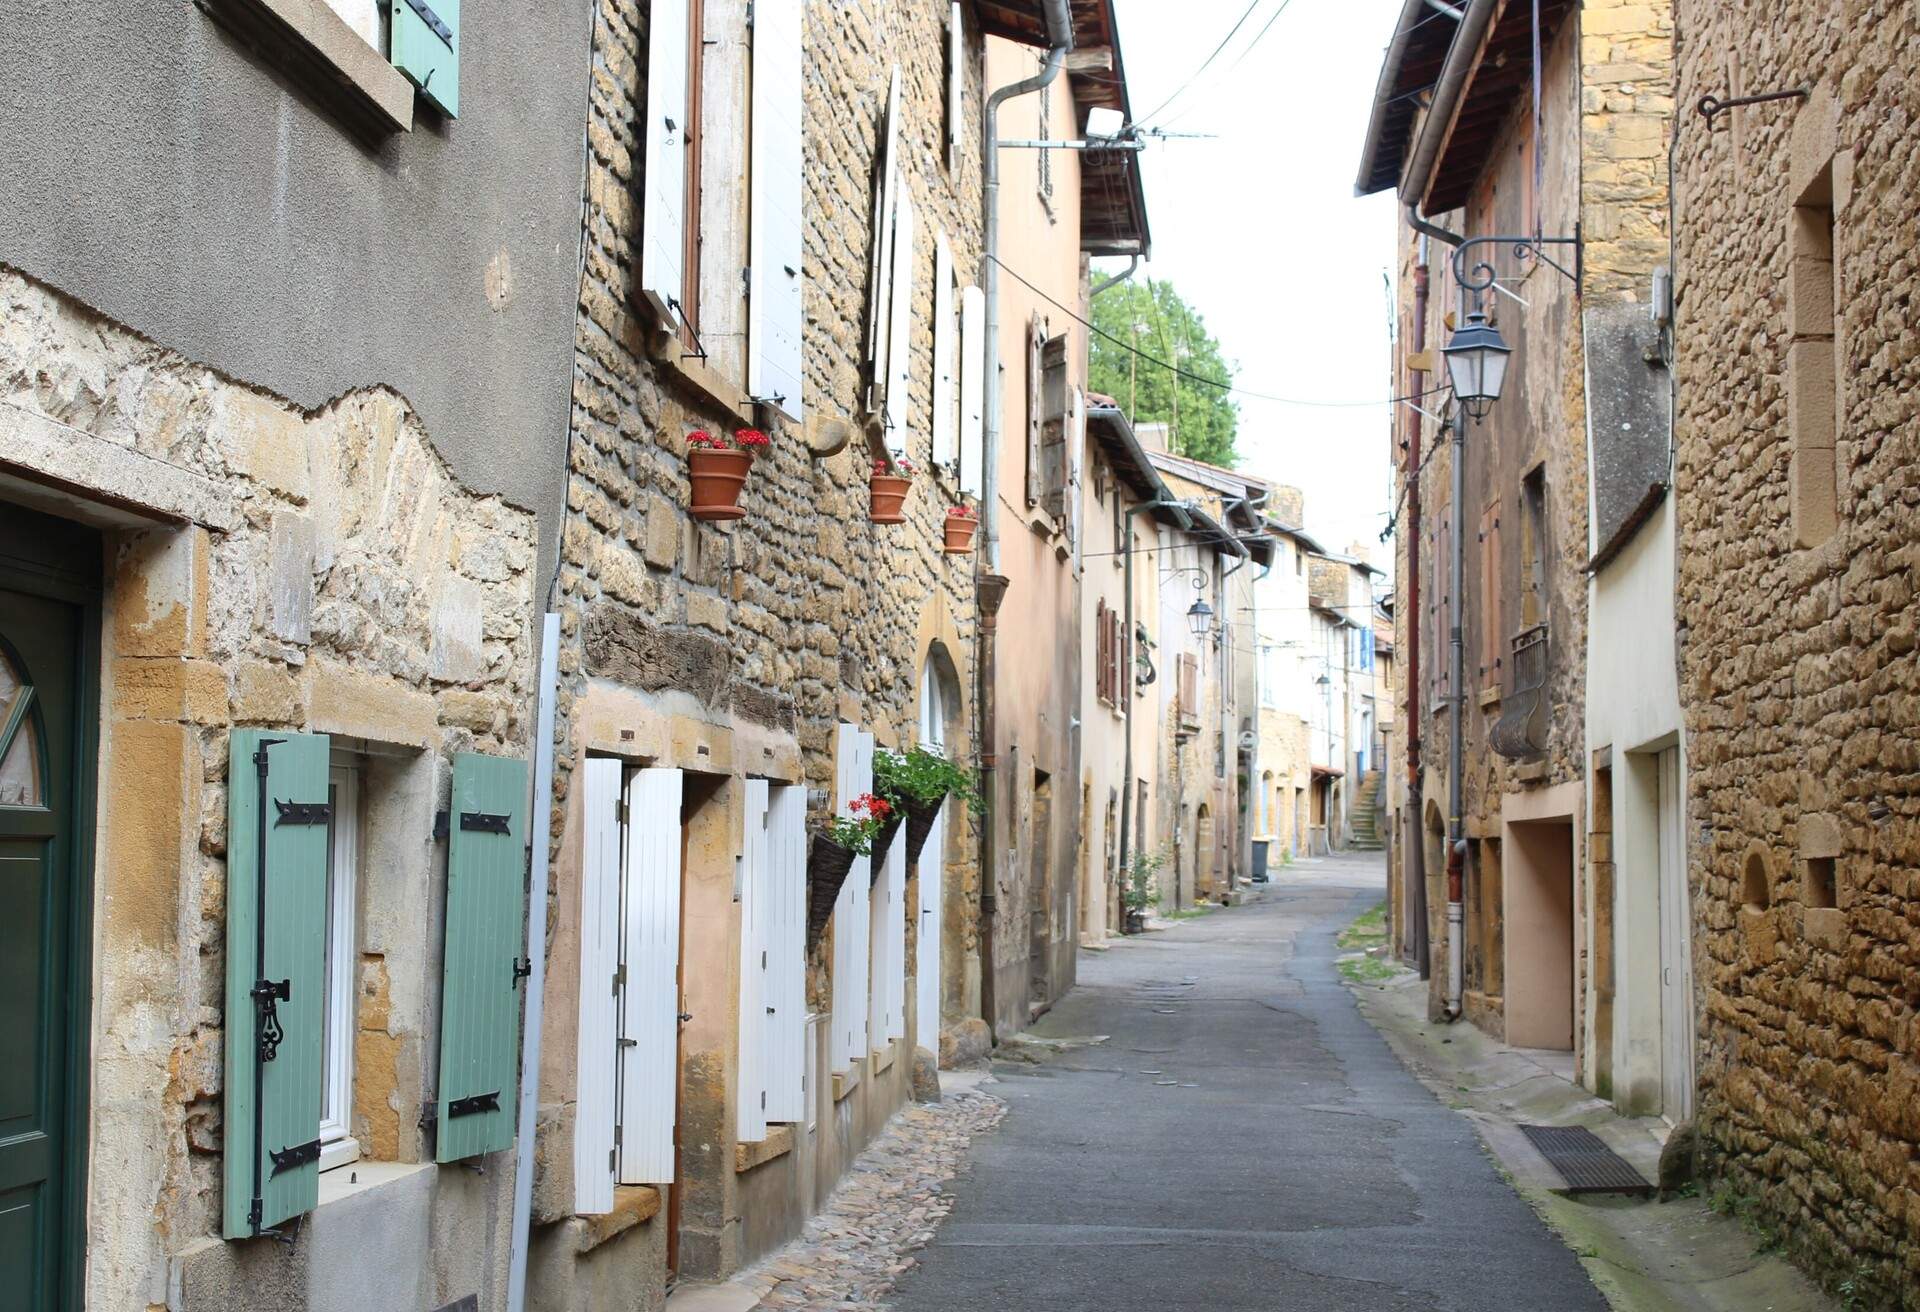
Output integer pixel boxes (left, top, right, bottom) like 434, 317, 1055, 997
889, 852, 1608, 1312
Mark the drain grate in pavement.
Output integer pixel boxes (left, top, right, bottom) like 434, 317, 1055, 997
1518, 1124, 1653, 1197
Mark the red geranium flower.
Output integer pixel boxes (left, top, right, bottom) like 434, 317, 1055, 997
733, 427, 772, 448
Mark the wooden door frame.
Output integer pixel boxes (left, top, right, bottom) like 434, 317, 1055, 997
1, 508, 102, 1308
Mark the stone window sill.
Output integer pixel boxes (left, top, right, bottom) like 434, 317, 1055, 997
1478, 687, 1502, 709
200, 0, 414, 137
575, 1185, 663, 1254
734, 1124, 796, 1174
648, 339, 756, 426
872, 1039, 897, 1074
832, 1058, 864, 1103
313, 1158, 432, 1211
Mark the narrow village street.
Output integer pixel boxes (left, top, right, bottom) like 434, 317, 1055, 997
890, 853, 1606, 1312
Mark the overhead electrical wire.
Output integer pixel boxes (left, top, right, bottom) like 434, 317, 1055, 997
988, 253, 1450, 410
1132, 0, 1269, 128
1157, 0, 1298, 132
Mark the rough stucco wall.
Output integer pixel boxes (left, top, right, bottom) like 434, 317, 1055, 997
1672, 1, 1920, 1302
0, 0, 591, 587
0, 269, 537, 1308
533, 0, 984, 1294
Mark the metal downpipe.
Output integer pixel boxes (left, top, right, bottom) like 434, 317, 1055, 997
981, 1, 1073, 572
1445, 395, 1467, 1020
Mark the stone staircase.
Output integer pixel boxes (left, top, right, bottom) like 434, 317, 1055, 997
1349, 770, 1385, 850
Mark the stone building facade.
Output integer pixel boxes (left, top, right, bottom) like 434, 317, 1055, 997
0, 0, 583, 1305
1362, 0, 1676, 1067
520, 1, 1119, 1305
1670, 1, 1920, 1302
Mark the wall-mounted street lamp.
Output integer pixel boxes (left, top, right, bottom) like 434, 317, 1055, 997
1440, 310, 1511, 422
1186, 597, 1216, 640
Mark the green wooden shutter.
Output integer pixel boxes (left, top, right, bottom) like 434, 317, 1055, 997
222, 730, 330, 1239
435, 752, 528, 1161
392, 0, 459, 117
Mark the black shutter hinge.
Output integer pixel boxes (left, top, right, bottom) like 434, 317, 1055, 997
512, 957, 533, 988
252, 978, 291, 1062
434, 809, 451, 841
269, 1137, 322, 1177
401, 0, 454, 46
460, 810, 512, 834
448, 1091, 501, 1119
274, 798, 332, 826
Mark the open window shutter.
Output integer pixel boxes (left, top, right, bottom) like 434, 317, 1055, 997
932, 234, 957, 469
640, 0, 690, 330
737, 779, 771, 1143
959, 285, 985, 498
947, 2, 964, 172
391, 0, 459, 116
435, 752, 528, 1162
869, 828, 905, 1047
1063, 385, 1084, 543
884, 195, 916, 444
1480, 502, 1502, 688
618, 768, 683, 1185
748, 0, 805, 422
1025, 316, 1045, 504
573, 759, 623, 1215
829, 724, 874, 1070
865, 69, 903, 416
1040, 335, 1071, 518
764, 785, 808, 1122
1096, 600, 1111, 703
222, 730, 329, 1239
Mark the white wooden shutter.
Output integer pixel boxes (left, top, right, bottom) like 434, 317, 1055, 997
736, 779, 770, 1142
748, 0, 805, 421
829, 724, 874, 1070
617, 767, 683, 1185
915, 799, 946, 1050
932, 233, 957, 470
947, 2, 964, 173
573, 759, 624, 1215
884, 194, 916, 444
959, 284, 985, 498
765, 784, 808, 1122
640, 0, 690, 330
870, 829, 906, 1045
865, 68, 903, 416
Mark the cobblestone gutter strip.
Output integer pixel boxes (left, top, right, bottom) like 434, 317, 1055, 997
740, 1085, 1007, 1311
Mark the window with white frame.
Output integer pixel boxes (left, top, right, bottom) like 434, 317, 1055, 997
320, 758, 361, 1171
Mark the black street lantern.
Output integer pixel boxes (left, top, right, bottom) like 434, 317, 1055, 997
1441, 310, 1511, 421
1186, 597, 1215, 640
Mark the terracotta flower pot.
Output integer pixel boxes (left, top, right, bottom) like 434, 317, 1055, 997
902, 794, 945, 864
943, 516, 978, 553
806, 833, 859, 944
688, 448, 753, 521
870, 474, 911, 524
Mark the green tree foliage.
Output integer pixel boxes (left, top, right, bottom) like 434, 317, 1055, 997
1089, 279, 1240, 467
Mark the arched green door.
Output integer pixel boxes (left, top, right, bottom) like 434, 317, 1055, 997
0, 507, 99, 1312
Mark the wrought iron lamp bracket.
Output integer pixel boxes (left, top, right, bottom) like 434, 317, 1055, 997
1451, 224, 1582, 297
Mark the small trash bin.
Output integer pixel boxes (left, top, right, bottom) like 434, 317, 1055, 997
1251, 839, 1270, 882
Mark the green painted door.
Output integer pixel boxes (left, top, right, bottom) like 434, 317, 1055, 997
0, 508, 99, 1312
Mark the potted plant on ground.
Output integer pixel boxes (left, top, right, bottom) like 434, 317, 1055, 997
943, 503, 979, 554
874, 746, 983, 865
806, 791, 893, 942
870, 456, 914, 524
1121, 846, 1167, 935
686, 427, 770, 521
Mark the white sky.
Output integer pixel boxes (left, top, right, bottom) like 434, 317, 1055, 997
1100, 0, 1403, 576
